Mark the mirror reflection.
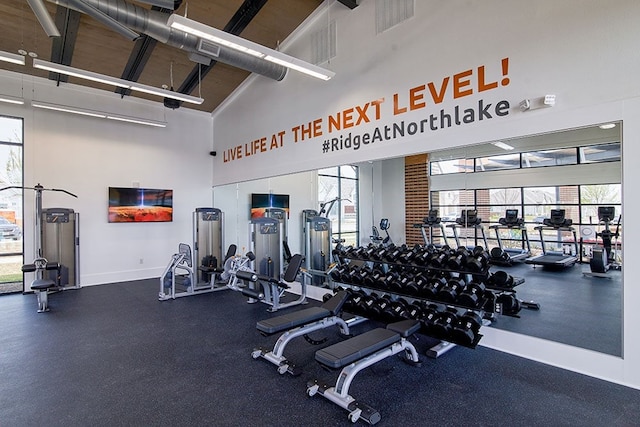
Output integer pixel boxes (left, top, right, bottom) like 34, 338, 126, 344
214, 122, 622, 357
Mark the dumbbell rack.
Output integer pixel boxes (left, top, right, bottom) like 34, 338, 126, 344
329, 243, 528, 357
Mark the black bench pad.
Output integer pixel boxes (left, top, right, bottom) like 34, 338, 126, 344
315, 328, 399, 369
257, 307, 330, 334
31, 279, 56, 291
387, 319, 421, 337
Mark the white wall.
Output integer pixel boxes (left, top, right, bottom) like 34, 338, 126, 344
211, 1, 640, 389
0, 69, 213, 285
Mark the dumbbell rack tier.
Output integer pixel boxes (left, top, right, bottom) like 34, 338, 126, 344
330, 244, 526, 318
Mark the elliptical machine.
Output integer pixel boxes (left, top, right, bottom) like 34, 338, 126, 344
588, 206, 621, 275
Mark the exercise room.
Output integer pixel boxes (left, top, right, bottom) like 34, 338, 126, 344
1, 1, 639, 425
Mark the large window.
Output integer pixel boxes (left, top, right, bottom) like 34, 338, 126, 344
318, 166, 359, 246
431, 183, 621, 257
0, 115, 24, 294
430, 142, 620, 176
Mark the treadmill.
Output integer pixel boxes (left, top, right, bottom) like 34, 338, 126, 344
489, 209, 531, 266
446, 209, 488, 249
525, 209, 578, 268
412, 209, 449, 247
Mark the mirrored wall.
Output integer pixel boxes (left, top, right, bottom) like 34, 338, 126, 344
214, 122, 623, 357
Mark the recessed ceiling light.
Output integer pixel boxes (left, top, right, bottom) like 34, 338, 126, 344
598, 123, 616, 130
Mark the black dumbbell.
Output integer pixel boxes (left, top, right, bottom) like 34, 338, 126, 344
456, 281, 486, 308
368, 294, 392, 320
420, 303, 442, 336
396, 273, 419, 295
405, 300, 425, 320
363, 243, 379, 260
363, 267, 385, 289
397, 244, 420, 264
490, 246, 509, 262
329, 264, 348, 282
488, 270, 515, 289
465, 246, 490, 272
371, 244, 390, 261
451, 310, 483, 346
411, 273, 428, 296
447, 247, 470, 270
437, 277, 467, 303
497, 293, 521, 316
361, 292, 381, 317
322, 292, 334, 303
414, 245, 436, 266
429, 247, 453, 269
385, 244, 406, 263
420, 276, 447, 300
430, 307, 460, 340
382, 269, 401, 291
344, 289, 365, 314
387, 298, 410, 322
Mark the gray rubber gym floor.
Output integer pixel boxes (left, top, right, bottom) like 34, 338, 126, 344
1, 279, 638, 426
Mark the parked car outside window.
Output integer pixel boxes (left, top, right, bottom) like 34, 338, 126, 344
0, 217, 22, 240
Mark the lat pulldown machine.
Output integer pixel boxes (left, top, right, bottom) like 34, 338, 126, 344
0, 184, 80, 312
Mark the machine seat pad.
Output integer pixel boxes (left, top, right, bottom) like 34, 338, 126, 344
315, 328, 399, 369
386, 319, 421, 337
31, 279, 56, 291
257, 307, 330, 335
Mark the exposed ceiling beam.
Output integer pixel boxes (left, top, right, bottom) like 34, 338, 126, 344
115, 5, 173, 97
177, 0, 269, 97
49, 6, 81, 83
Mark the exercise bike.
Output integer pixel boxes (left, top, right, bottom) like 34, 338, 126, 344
587, 206, 621, 277
375, 218, 393, 247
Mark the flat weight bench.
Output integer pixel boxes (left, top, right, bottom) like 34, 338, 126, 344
307, 319, 421, 425
252, 290, 353, 375
22, 259, 61, 313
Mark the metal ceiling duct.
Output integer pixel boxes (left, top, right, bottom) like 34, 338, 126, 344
48, 0, 287, 81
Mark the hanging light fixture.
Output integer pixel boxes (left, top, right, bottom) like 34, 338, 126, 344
167, 14, 335, 81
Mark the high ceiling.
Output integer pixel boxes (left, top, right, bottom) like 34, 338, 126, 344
0, 0, 325, 113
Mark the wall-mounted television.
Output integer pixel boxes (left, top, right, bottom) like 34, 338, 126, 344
108, 187, 173, 223
250, 193, 290, 219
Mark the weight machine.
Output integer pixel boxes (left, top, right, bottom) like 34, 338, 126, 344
159, 208, 228, 300
303, 212, 332, 286
489, 209, 531, 266
264, 207, 289, 267
1, 184, 80, 312
586, 206, 621, 277
525, 209, 578, 268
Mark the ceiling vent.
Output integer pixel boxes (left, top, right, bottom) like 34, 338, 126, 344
376, 0, 414, 34
311, 20, 337, 65
197, 39, 221, 58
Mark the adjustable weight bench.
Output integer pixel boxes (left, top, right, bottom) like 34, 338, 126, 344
307, 319, 421, 425
252, 290, 352, 375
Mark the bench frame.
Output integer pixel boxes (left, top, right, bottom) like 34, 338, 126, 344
307, 320, 420, 424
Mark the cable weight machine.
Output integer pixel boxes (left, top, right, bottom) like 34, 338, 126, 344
1, 184, 80, 311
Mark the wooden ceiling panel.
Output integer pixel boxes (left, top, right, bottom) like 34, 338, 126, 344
0, 0, 326, 113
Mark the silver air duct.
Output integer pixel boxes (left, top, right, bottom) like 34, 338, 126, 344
49, 0, 287, 81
